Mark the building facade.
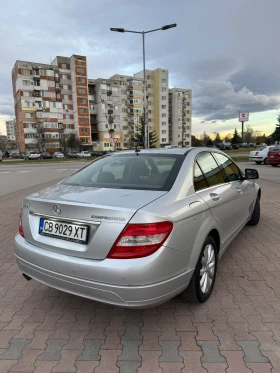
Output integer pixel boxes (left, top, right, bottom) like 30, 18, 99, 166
169, 88, 192, 147
5, 119, 17, 142
12, 54, 192, 152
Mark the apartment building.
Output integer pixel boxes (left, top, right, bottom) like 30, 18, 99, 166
12, 55, 88, 152
12, 54, 192, 152
5, 119, 17, 142
169, 88, 192, 147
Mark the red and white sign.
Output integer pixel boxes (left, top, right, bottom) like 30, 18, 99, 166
112, 138, 118, 144
239, 112, 249, 122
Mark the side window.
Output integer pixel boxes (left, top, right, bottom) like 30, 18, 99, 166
196, 152, 224, 187
194, 162, 208, 191
214, 153, 241, 182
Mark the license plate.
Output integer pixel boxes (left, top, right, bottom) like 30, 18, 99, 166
39, 218, 88, 243
270, 156, 274, 158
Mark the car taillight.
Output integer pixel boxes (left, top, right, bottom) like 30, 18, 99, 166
107, 221, 173, 259
19, 214, 24, 238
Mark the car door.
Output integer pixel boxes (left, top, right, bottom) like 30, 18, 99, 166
194, 152, 243, 247
213, 152, 254, 232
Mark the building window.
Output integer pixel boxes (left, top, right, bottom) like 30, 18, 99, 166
162, 121, 166, 125
23, 80, 31, 86
122, 108, 127, 113
114, 124, 120, 130
48, 81, 55, 87
161, 138, 166, 142
77, 67, 85, 73
121, 90, 127, 94
81, 128, 88, 133
22, 69, 30, 75
62, 74, 67, 79
80, 108, 87, 114
81, 138, 88, 143
62, 63, 67, 69
78, 77, 86, 83
148, 101, 152, 105
78, 88, 86, 94
79, 98, 86, 104
25, 113, 34, 118
80, 118, 88, 124
162, 113, 167, 118
161, 78, 166, 83
104, 143, 110, 148
65, 114, 70, 119
162, 130, 166, 134
161, 96, 166, 100
63, 84, 68, 90
161, 105, 166, 109
90, 105, 95, 110
186, 126, 190, 130
161, 87, 167, 92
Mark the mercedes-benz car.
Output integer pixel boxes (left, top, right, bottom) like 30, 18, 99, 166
14, 148, 260, 308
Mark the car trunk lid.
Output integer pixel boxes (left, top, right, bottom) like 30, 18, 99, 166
21, 183, 166, 260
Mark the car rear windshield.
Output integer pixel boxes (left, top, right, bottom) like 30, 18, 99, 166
256, 146, 266, 151
271, 146, 280, 151
63, 153, 184, 191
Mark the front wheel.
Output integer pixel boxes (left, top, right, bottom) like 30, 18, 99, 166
247, 197, 260, 226
181, 236, 217, 303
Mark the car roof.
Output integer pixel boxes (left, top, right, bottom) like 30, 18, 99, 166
109, 147, 226, 156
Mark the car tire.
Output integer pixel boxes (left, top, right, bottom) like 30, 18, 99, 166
255, 161, 262, 165
263, 158, 268, 165
181, 236, 218, 303
271, 164, 278, 167
247, 197, 260, 226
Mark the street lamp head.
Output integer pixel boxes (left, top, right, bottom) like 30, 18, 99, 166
162, 23, 177, 30
110, 28, 125, 33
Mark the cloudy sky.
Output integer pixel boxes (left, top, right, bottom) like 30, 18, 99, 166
1, 0, 279, 137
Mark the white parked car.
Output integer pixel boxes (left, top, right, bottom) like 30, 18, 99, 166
249, 146, 275, 165
77, 151, 91, 158
53, 152, 65, 159
25, 151, 41, 160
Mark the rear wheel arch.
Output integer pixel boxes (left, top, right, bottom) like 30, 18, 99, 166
208, 229, 220, 255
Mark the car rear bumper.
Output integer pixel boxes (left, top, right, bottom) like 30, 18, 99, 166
14, 235, 193, 308
267, 159, 280, 164
249, 157, 264, 161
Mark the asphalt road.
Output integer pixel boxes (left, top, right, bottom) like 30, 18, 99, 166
0, 161, 86, 197
0, 160, 279, 197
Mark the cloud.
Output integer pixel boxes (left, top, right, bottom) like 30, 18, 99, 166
193, 79, 280, 121
0, 95, 14, 116
211, 121, 217, 123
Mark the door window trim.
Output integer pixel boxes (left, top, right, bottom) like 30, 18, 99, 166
193, 151, 225, 192
211, 151, 244, 181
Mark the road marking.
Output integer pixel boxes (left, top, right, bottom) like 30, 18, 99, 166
0, 172, 10, 174
18, 171, 30, 173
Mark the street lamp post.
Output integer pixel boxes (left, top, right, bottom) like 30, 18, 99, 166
110, 23, 177, 149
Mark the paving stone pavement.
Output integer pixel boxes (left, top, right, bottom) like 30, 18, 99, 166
0, 178, 280, 372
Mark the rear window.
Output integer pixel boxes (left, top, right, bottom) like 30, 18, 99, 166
256, 146, 266, 151
63, 154, 184, 191
271, 146, 280, 151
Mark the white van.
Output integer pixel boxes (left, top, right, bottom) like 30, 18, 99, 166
165, 145, 179, 149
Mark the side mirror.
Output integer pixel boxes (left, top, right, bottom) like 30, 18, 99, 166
245, 168, 259, 180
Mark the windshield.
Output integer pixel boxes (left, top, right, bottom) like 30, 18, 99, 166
63, 153, 184, 191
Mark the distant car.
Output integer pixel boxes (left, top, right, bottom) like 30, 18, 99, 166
225, 145, 232, 150
0, 153, 2, 162
249, 146, 275, 165
19, 152, 27, 159
40, 152, 52, 159
232, 144, 240, 150
53, 152, 65, 159
77, 151, 91, 158
267, 145, 280, 167
66, 151, 79, 158
9, 152, 20, 159
25, 151, 41, 160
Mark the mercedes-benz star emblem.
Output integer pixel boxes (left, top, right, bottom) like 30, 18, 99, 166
53, 204, 61, 215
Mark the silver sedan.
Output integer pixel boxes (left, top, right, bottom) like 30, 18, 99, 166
14, 148, 260, 308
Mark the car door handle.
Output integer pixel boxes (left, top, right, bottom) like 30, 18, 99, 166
236, 187, 242, 194
210, 193, 221, 201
